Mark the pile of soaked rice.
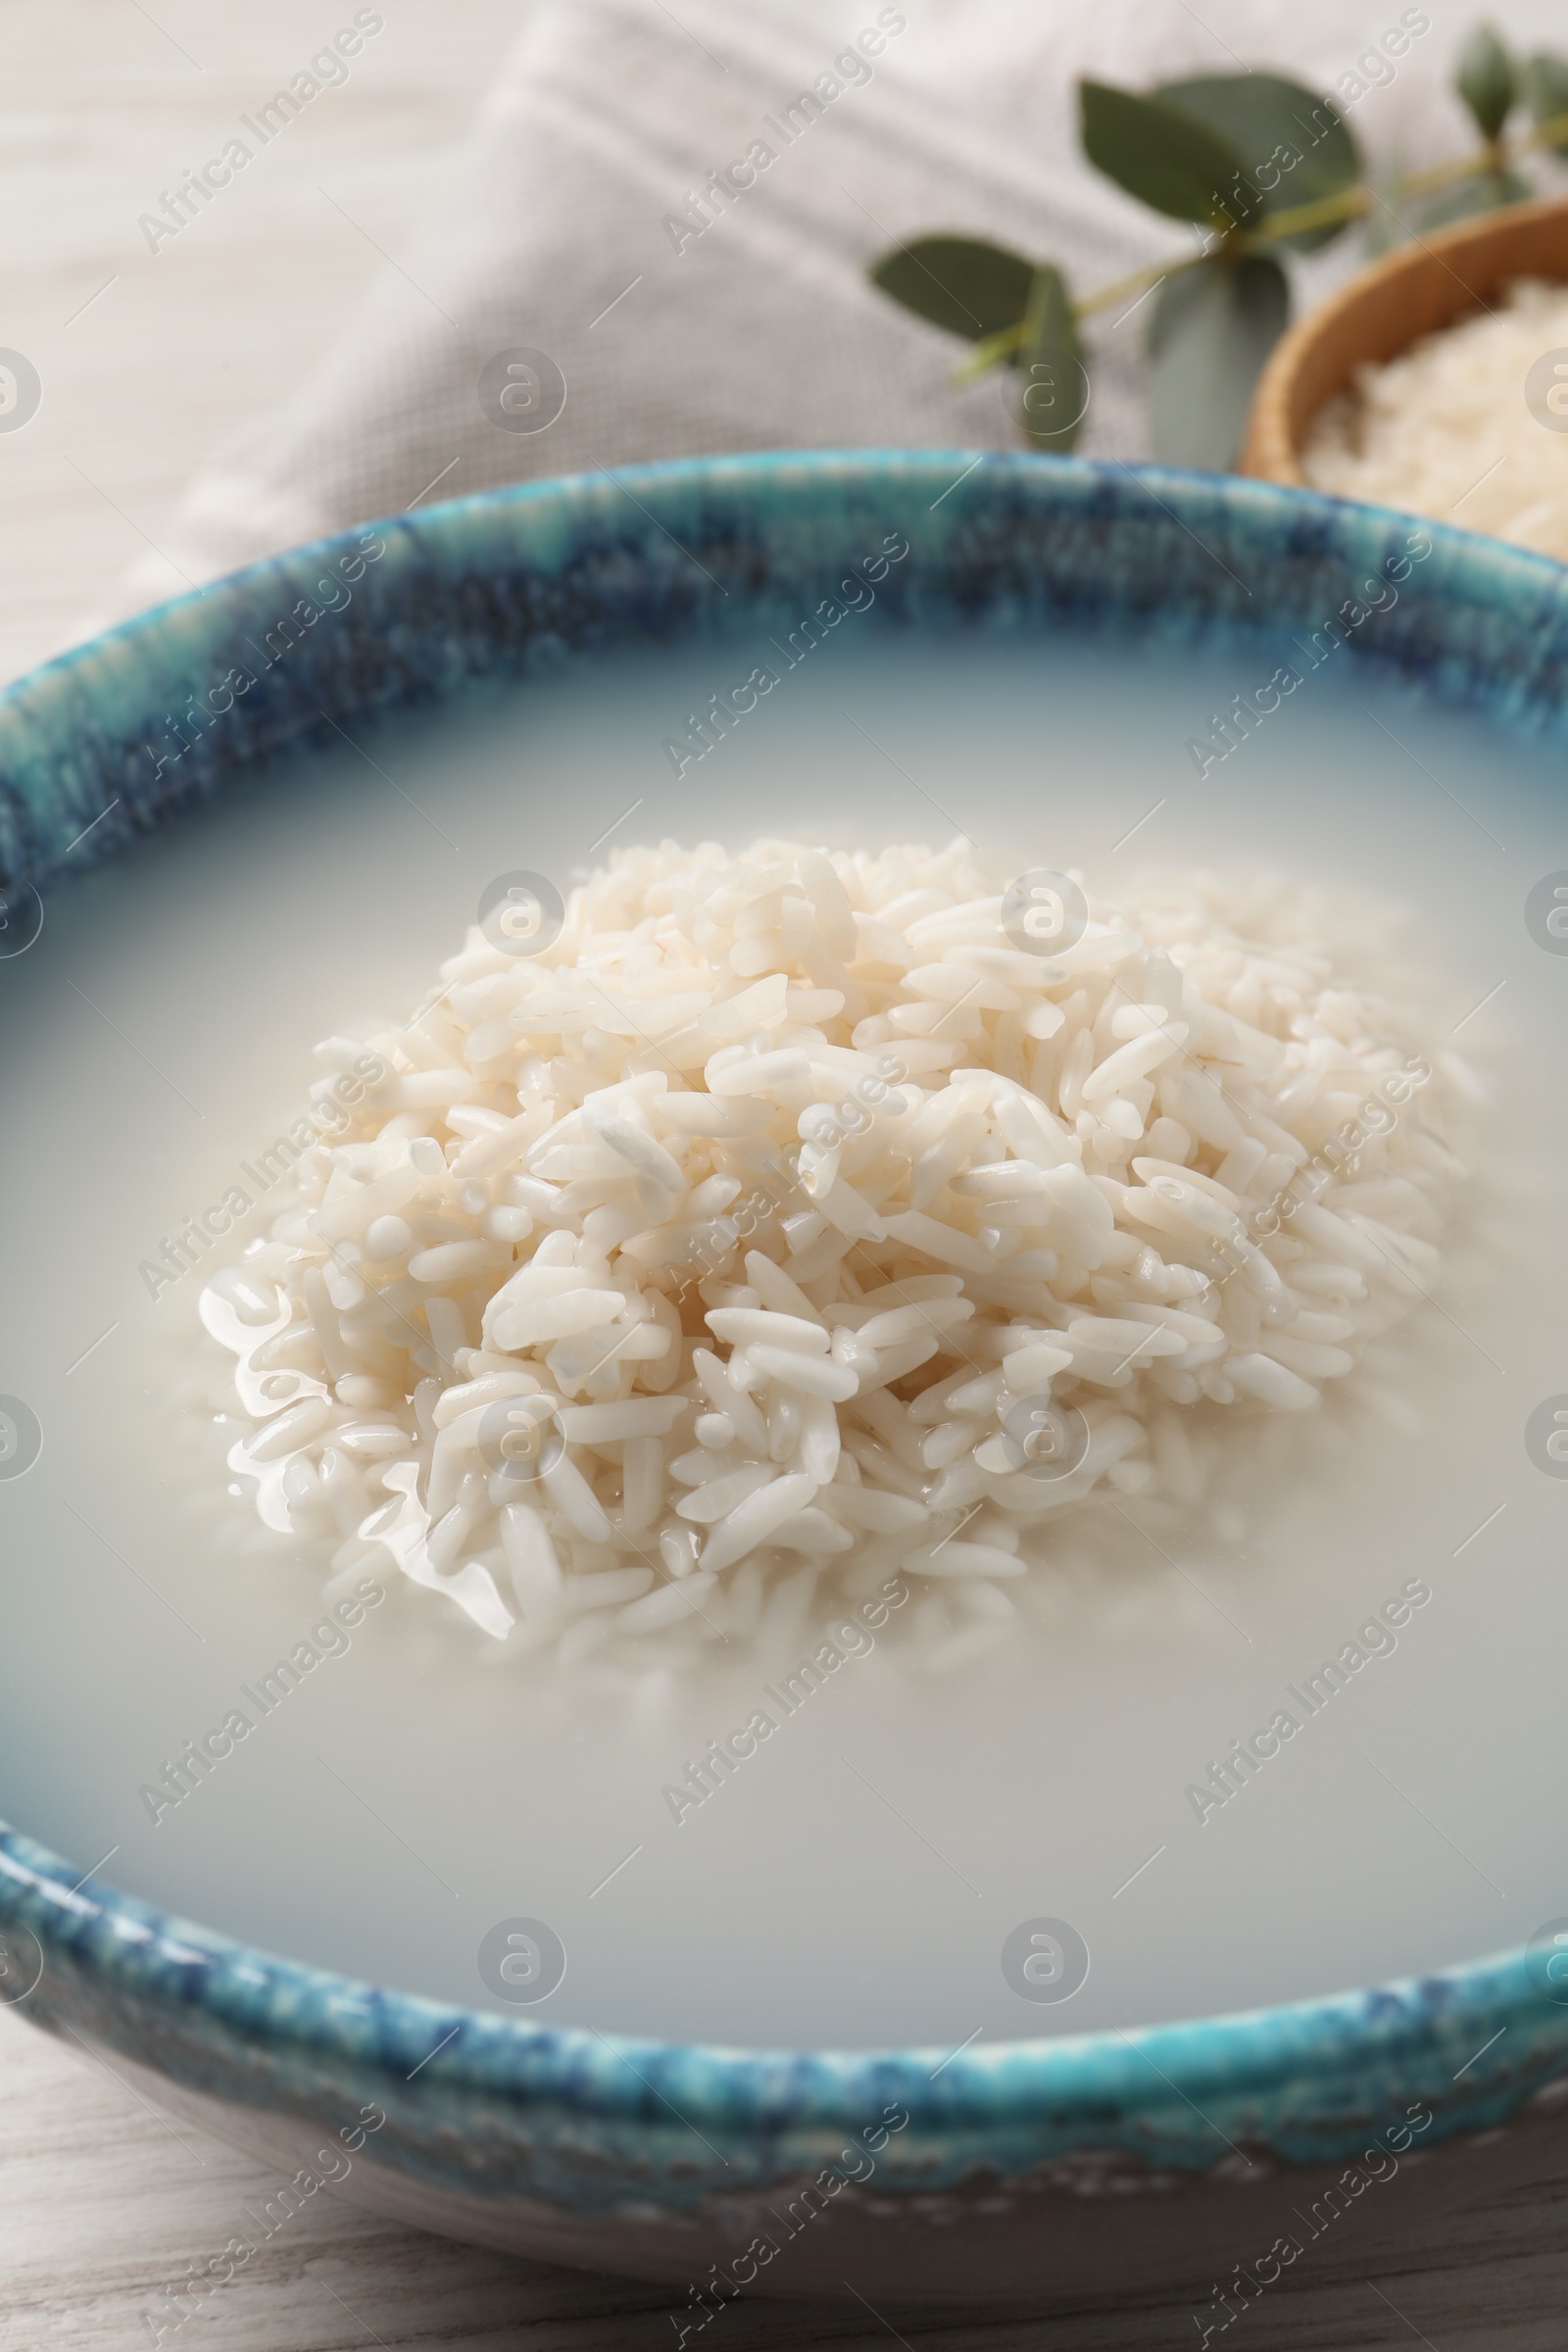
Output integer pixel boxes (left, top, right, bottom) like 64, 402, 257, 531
200, 838, 1464, 1674
1302, 277, 1568, 563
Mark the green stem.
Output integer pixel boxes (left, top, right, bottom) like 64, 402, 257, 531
952, 252, 1207, 380
1237, 182, 1368, 241
1075, 251, 1207, 318
951, 323, 1026, 379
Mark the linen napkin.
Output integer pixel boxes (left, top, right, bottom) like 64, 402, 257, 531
110, 0, 1484, 610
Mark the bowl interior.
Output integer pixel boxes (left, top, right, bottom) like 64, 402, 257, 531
2, 453, 1567, 2153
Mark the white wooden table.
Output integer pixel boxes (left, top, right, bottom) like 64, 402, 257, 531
6, 5, 1568, 2342
5, 2000, 1568, 2349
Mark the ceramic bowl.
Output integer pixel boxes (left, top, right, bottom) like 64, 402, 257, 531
4, 451, 1568, 2311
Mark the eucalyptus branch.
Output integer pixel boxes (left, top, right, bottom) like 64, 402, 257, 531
892, 32, 1568, 469
950, 100, 1568, 391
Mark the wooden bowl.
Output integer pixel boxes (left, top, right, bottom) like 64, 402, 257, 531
1239, 192, 1568, 485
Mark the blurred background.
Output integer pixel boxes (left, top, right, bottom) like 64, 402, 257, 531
6, 0, 1568, 690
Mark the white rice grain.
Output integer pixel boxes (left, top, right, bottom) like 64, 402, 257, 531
199, 835, 1465, 1673
1302, 278, 1568, 563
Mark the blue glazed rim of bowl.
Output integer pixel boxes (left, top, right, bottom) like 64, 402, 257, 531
2, 447, 1567, 2197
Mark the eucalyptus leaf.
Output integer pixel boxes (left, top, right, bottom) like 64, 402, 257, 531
1524, 51, 1568, 154
1015, 266, 1088, 451
1148, 254, 1288, 472
1418, 167, 1533, 229
1456, 24, 1516, 140
1079, 81, 1263, 230
869, 236, 1035, 344
1157, 73, 1360, 252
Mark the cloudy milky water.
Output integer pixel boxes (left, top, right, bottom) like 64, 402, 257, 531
0, 619, 1563, 2051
